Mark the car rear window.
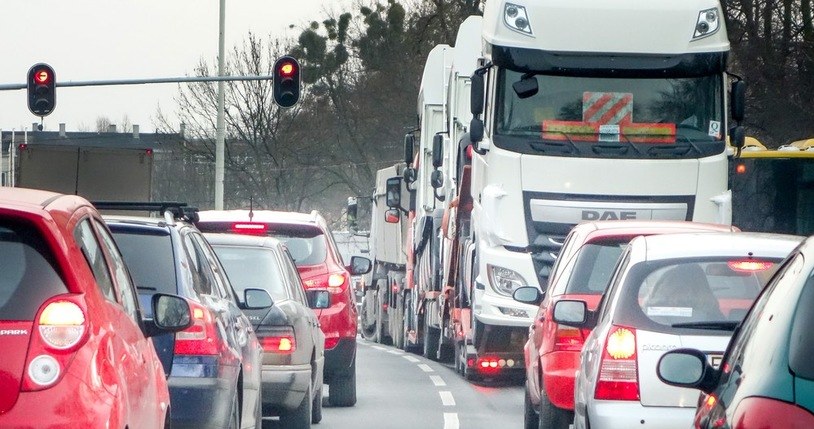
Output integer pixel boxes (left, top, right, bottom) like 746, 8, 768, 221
109, 227, 178, 295
0, 219, 67, 320
211, 245, 289, 302
619, 258, 782, 330
196, 221, 328, 266
563, 240, 628, 294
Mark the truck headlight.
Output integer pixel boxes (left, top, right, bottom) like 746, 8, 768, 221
487, 264, 529, 296
692, 8, 720, 40
504, 3, 533, 36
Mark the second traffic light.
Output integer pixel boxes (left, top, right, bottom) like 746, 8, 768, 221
273, 56, 300, 108
27, 63, 56, 117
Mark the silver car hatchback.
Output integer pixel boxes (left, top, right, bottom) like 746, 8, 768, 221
556, 232, 803, 429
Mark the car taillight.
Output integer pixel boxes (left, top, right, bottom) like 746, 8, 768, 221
38, 301, 86, 350
23, 296, 89, 391
325, 337, 340, 350
174, 302, 220, 355
230, 222, 268, 235
728, 260, 775, 272
553, 324, 585, 352
259, 327, 296, 354
327, 273, 348, 294
595, 325, 639, 401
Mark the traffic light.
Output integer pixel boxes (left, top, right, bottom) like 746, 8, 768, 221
27, 63, 56, 116
273, 56, 300, 108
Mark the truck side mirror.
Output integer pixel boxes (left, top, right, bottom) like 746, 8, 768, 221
513, 74, 538, 99
386, 177, 402, 209
404, 134, 415, 164
470, 117, 484, 144
471, 72, 484, 115
432, 134, 444, 168
431, 170, 444, 189
403, 167, 416, 185
385, 208, 400, 224
731, 80, 746, 123
730, 125, 746, 151
347, 197, 358, 231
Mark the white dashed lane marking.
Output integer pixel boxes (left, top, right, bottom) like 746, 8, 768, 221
372, 345, 387, 352
402, 355, 420, 363
430, 375, 446, 386
387, 349, 403, 355
439, 391, 456, 406
417, 363, 434, 372
444, 413, 460, 429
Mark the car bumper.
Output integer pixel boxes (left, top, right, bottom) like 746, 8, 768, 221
578, 401, 696, 429
169, 367, 239, 429
0, 384, 125, 429
261, 363, 312, 411
541, 350, 580, 410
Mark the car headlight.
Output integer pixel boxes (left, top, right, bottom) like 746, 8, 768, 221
692, 7, 720, 40
487, 264, 529, 296
504, 3, 533, 36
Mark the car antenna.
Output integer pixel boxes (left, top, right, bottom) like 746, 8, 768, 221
249, 196, 254, 221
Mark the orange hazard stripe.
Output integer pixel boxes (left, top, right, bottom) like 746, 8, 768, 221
541, 120, 677, 143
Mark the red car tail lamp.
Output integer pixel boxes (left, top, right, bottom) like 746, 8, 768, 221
259, 327, 297, 354
595, 326, 639, 401
23, 296, 89, 391
325, 337, 340, 350
727, 260, 775, 273
230, 222, 269, 235
327, 273, 348, 294
553, 323, 585, 352
174, 303, 220, 356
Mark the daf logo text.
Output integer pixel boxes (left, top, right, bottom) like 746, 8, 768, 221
582, 210, 637, 221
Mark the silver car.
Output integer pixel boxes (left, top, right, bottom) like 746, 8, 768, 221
556, 232, 803, 429
206, 233, 328, 429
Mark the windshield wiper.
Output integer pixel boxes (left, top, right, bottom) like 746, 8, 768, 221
670, 320, 739, 330
531, 131, 581, 154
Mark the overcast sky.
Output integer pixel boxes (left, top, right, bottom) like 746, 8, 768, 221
0, 0, 353, 134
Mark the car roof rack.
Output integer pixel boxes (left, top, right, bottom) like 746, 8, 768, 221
91, 201, 200, 224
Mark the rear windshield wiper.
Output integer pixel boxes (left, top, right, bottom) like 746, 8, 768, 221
670, 320, 739, 330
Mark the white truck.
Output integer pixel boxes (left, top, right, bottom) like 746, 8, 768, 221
371, 0, 745, 380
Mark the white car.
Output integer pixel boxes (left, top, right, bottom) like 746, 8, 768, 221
556, 232, 803, 429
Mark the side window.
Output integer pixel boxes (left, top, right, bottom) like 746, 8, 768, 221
94, 220, 140, 322
182, 233, 216, 296
74, 219, 116, 303
597, 248, 631, 324
281, 251, 307, 305
191, 233, 234, 301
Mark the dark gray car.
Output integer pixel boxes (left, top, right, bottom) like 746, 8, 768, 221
205, 233, 328, 429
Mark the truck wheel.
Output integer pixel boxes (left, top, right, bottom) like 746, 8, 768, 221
280, 382, 312, 429
438, 341, 454, 363
328, 357, 357, 407
524, 388, 539, 429
376, 288, 392, 345
538, 384, 573, 429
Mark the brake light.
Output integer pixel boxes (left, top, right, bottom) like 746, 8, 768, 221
475, 356, 517, 375
259, 327, 296, 354
728, 260, 774, 272
595, 326, 639, 401
553, 324, 584, 352
325, 337, 340, 350
328, 273, 348, 293
231, 222, 268, 235
38, 301, 86, 350
174, 302, 220, 355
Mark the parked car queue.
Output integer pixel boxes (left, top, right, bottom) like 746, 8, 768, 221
513, 219, 814, 429
0, 188, 371, 429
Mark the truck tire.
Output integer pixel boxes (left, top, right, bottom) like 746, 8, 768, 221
538, 383, 573, 429
280, 382, 312, 429
422, 312, 440, 361
360, 293, 378, 342
328, 357, 357, 407
376, 287, 392, 345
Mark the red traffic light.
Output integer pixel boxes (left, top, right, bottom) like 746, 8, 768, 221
33, 69, 52, 85
279, 62, 296, 77
273, 55, 301, 108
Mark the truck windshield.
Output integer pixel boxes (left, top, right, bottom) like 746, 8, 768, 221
494, 69, 725, 158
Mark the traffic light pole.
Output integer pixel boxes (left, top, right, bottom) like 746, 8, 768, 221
215, 0, 227, 210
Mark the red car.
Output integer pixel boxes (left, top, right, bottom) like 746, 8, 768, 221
0, 188, 191, 429
514, 220, 738, 429
195, 209, 372, 407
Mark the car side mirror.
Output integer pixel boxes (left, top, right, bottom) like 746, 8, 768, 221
552, 299, 593, 328
386, 177, 402, 209
146, 293, 192, 337
512, 286, 543, 306
349, 255, 372, 275
243, 288, 273, 310
306, 290, 331, 309
657, 349, 719, 394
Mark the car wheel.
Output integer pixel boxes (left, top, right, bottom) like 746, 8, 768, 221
328, 356, 357, 407
538, 385, 573, 429
163, 407, 172, 429
228, 393, 240, 429
311, 381, 323, 424
524, 388, 539, 429
280, 382, 312, 429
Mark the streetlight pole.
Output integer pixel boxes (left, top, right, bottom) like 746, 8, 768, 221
215, 0, 226, 209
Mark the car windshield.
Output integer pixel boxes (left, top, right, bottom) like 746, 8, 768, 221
634, 259, 782, 328
211, 246, 289, 301
0, 219, 67, 320
494, 69, 725, 158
